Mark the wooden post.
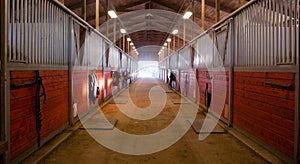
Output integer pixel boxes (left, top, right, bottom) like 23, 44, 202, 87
201, 0, 205, 31
0, 0, 8, 162
106, 0, 109, 37
239, 0, 246, 7
183, 20, 186, 46
95, 0, 99, 29
123, 35, 125, 51
58, 0, 64, 4
113, 19, 116, 43
215, 0, 220, 23
173, 35, 175, 51
82, 0, 86, 21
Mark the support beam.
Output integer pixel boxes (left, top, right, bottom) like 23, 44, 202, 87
58, 0, 64, 4
196, 0, 233, 13
151, 0, 179, 12
0, 0, 8, 162
201, 0, 205, 31
239, 0, 246, 7
215, 0, 220, 23
95, 0, 99, 30
82, 0, 87, 21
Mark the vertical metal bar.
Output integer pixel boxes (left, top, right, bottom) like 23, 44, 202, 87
40, 0, 43, 65
261, 1, 264, 66
266, 0, 270, 66
279, 0, 284, 64
43, 0, 46, 65
7, 0, 11, 62
256, 2, 260, 66
24, 0, 28, 63
33, 0, 36, 64
38, 0, 41, 65
247, 8, 250, 66
54, 6, 57, 65
20, 0, 24, 61
284, 0, 289, 63
289, 0, 293, 64
228, 18, 234, 127
51, 4, 54, 65
46, 0, 49, 64
62, 13, 67, 65
255, 2, 259, 66
11, 0, 15, 61
68, 16, 74, 125
275, 0, 279, 64
29, 0, 33, 64
270, 0, 275, 66
263, 0, 267, 66
16, 0, 20, 61
57, 8, 60, 64
235, 17, 238, 66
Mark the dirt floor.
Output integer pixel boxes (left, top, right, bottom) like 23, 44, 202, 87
39, 78, 267, 164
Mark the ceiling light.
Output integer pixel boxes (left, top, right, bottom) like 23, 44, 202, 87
162, 47, 165, 49
108, 10, 118, 18
167, 38, 171, 42
120, 29, 126, 34
172, 29, 178, 35
130, 43, 134, 46
183, 11, 192, 19
127, 38, 131, 42
164, 43, 167, 46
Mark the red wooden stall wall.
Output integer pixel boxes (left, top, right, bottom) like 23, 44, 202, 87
10, 70, 69, 160
233, 72, 295, 158
104, 71, 112, 98
73, 70, 88, 116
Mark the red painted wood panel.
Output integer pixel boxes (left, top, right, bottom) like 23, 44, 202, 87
73, 70, 88, 116
233, 72, 295, 158
196, 70, 229, 120
10, 70, 69, 160
104, 71, 112, 98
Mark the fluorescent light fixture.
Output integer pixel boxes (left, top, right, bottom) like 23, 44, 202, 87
172, 29, 178, 35
164, 43, 167, 46
130, 43, 134, 46
108, 10, 118, 18
167, 38, 171, 42
120, 29, 126, 34
127, 38, 131, 42
183, 11, 192, 19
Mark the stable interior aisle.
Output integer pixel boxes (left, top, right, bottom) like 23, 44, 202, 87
24, 78, 266, 164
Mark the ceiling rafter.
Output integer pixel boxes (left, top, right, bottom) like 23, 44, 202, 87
195, 0, 234, 13
151, 0, 180, 12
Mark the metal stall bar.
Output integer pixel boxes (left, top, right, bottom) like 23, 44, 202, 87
270, 0, 275, 66
228, 18, 235, 127
24, 0, 28, 63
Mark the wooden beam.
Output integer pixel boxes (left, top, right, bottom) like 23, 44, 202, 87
0, 0, 8, 162
151, 0, 179, 12
58, 0, 64, 5
215, 0, 220, 23
82, 0, 87, 20
196, 0, 234, 13
0, 142, 7, 155
118, 0, 149, 11
239, 0, 246, 7
95, 0, 99, 29
68, 0, 95, 10
201, 0, 205, 31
